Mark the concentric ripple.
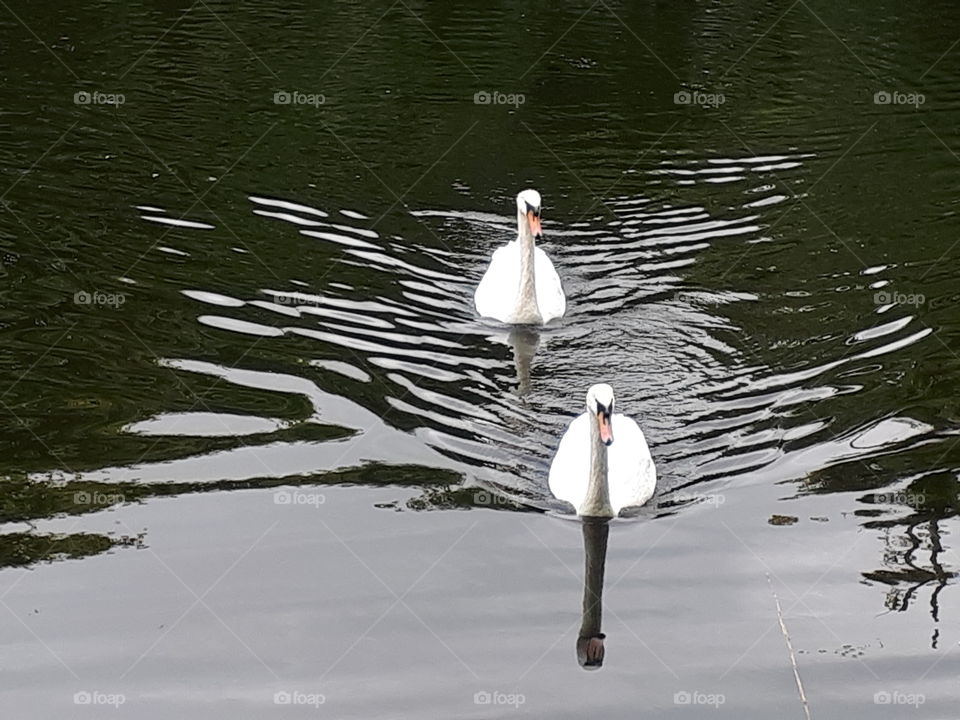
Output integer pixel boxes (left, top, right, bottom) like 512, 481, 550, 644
63, 171, 938, 515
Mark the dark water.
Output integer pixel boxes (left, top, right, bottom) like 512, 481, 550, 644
2, 1, 960, 717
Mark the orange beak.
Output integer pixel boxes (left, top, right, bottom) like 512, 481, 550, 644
597, 412, 613, 445
527, 211, 542, 239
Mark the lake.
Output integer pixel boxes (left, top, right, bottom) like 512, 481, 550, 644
1, 1, 958, 717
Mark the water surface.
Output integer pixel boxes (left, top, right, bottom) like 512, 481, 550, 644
1, 1, 959, 717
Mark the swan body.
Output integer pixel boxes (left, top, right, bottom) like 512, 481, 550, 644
474, 189, 566, 325
549, 384, 656, 517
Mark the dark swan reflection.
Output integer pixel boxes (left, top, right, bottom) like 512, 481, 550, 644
577, 517, 610, 669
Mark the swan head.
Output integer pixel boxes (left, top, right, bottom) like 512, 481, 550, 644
515, 189, 543, 240
586, 383, 615, 446
577, 634, 606, 669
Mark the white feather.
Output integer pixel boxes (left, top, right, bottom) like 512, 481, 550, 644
474, 240, 566, 324
549, 412, 657, 516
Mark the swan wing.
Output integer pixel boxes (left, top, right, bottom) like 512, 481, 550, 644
607, 414, 657, 514
534, 247, 566, 322
548, 412, 591, 512
474, 242, 520, 322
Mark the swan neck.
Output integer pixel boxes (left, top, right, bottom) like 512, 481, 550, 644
513, 219, 542, 324
581, 417, 613, 517
579, 519, 609, 637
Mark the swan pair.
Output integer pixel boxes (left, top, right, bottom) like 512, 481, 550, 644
474, 190, 657, 517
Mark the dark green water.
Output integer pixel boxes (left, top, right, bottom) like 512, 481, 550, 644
2, 1, 959, 717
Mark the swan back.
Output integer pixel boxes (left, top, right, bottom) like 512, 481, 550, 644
605, 414, 656, 513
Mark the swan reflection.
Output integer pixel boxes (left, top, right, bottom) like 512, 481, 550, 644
507, 326, 540, 397
577, 517, 610, 669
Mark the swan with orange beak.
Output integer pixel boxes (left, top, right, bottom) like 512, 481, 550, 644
549, 384, 657, 517
474, 189, 566, 325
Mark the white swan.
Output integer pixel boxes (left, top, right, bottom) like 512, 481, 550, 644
549, 384, 657, 517
474, 189, 566, 325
